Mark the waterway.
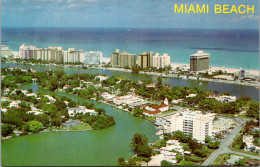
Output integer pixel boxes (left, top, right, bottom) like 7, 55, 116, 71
1, 83, 158, 166
2, 62, 259, 101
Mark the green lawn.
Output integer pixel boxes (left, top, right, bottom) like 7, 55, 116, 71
211, 153, 230, 166
178, 160, 198, 166
145, 116, 156, 122
228, 145, 259, 156
69, 123, 92, 131
153, 139, 166, 147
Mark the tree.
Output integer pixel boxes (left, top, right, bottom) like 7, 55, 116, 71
213, 90, 219, 95
161, 160, 172, 166
28, 89, 33, 93
136, 145, 152, 158
235, 159, 245, 166
130, 133, 148, 152
22, 123, 30, 132
208, 141, 220, 149
51, 118, 61, 126
133, 108, 143, 117
128, 158, 136, 166
1, 124, 14, 137
176, 153, 183, 162
118, 157, 126, 166
132, 65, 140, 74
247, 102, 259, 118
205, 135, 212, 143
68, 101, 77, 107
28, 121, 43, 132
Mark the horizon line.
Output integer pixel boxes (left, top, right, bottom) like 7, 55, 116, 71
1, 27, 259, 31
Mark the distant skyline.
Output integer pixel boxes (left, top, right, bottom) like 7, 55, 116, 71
2, 0, 259, 29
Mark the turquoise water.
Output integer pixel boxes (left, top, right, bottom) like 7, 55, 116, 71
2, 28, 259, 70
2, 84, 158, 166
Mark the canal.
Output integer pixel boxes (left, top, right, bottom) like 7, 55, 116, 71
1, 83, 158, 166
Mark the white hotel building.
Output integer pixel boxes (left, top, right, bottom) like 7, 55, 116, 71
85, 51, 103, 65
153, 53, 170, 69
169, 111, 214, 142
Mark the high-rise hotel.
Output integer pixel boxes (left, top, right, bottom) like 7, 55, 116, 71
190, 50, 210, 72
138, 51, 154, 69
110, 49, 136, 68
153, 53, 171, 69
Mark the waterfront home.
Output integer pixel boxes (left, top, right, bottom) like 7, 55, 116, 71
95, 75, 109, 82
43, 95, 56, 102
113, 94, 148, 107
208, 94, 237, 103
143, 104, 169, 117
32, 78, 38, 82
68, 106, 97, 117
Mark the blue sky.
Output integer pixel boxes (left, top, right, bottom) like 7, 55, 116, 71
2, 0, 259, 29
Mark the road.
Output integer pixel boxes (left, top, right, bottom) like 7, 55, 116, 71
202, 118, 260, 166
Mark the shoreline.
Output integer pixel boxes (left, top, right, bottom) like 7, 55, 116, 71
3, 61, 259, 87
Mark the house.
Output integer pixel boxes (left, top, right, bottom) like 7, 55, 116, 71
27, 111, 43, 115
73, 87, 82, 91
146, 83, 156, 88
101, 92, 115, 101
95, 75, 109, 82
113, 94, 148, 107
68, 106, 97, 117
208, 94, 237, 103
186, 94, 197, 98
9, 100, 21, 108
11, 89, 28, 95
143, 104, 169, 117
26, 93, 37, 97
243, 135, 260, 152
63, 84, 70, 90
43, 95, 56, 102
171, 99, 183, 104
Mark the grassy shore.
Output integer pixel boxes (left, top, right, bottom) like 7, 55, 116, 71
69, 123, 92, 131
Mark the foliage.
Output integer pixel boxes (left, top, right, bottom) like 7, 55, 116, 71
136, 145, 152, 158
161, 160, 172, 166
1, 124, 14, 137
133, 108, 143, 117
246, 101, 259, 119
118, 157, 126, 166
82, 114, 115, 130
130, 133, 148, 152
27, 121, 43, 133
208, 141, 220, 149
235, 159, 246, 166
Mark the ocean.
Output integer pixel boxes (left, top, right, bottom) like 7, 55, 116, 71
1, 27, 259, 70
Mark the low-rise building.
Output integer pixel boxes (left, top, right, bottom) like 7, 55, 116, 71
208, 95, 237, 103
101, 92, 116, 101
213, 117, 235, 132
113, 94, 148, 107
95, 75, 109, 82
68, 106, 97, 117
